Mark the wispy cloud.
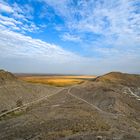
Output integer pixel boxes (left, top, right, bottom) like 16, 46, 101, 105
0, 27, 93, 74
0, 0, 88, 74
0, 28, 82, 62
42, 0, 140, 47
0, 0, 139, 74
0, 26, 139, 74
61, 33, 81, 42
0, 2, 13, 13
37, 0, 140, 74
0, 1, 40, 33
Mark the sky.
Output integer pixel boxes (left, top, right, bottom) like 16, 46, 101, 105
0, 0, 140, 75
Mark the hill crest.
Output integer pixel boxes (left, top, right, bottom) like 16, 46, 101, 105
95, 72, 140, 86
0, 70, 17, 83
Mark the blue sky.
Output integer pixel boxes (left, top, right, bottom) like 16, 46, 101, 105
0, 0, 140, 75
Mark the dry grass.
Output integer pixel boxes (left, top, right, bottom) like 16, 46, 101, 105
19, 75, 96, 87
19, 77, 84, 87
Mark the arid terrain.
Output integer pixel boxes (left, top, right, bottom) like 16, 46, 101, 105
0, 70, 140, 140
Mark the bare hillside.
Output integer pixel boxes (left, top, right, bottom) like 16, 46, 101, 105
95, 72, 140, 86
0, 70, 17, 84
0, 70, 60, 113
0, 71, 140, 140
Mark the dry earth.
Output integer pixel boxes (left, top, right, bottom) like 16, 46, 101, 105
0, 70, 140, 140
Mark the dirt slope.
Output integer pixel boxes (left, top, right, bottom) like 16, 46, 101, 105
0, 69, 17, 84
95, 72, 140, 86
67, 72, 140, 138
0, 71, 140, 140
0, 70, 60, 113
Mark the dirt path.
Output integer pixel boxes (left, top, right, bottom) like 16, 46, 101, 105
123, 87, 140, 101
0, 83, 124, 118
0, 88, 66, 118
67, 86, 123, 117
67, 87, 104, 113
127, 88, 140, 100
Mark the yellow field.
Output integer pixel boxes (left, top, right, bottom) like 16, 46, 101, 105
19, 75, 96, 87
20, 77, 83, 87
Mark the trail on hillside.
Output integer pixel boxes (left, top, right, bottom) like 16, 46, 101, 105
0, 88, 66, 118
67, 85, 124, 117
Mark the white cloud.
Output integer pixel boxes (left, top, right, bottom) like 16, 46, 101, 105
0, 0, 139, 74
0, 14, 23, 30
0, 1, 40, 33
0, 28, 82, 63
12, 3, 34, 20
41, 0, 140, 47
61, 33, 81, 42
0, 27, 140, 74
40, 0, 69, 17
0, 2, 13, 13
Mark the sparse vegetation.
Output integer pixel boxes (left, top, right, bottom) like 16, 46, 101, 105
16, 99, 23, 107
0, 70, 140, 140
0, 110, 24, 121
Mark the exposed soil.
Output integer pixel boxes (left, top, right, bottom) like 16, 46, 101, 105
0, 70, 140, 140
